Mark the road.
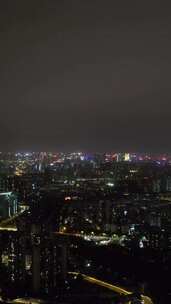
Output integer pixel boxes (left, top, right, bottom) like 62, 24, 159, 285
0, 209, 26, 231
55, 231, 112, 243
0, 273, 153, 304
1, 298, 45, 304
68, 272, 154, 304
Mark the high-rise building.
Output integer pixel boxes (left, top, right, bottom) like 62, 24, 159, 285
0, 192, 18, 220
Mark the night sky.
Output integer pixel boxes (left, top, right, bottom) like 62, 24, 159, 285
0, 1, 171, 152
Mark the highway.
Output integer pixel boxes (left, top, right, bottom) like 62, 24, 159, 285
55, 231, 113, 243
0, 209, 26, 230
0, 273, 154, 304
5, 298, 45, 304
68, 272, 153, 304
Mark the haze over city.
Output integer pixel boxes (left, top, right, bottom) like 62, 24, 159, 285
1, 1, 171, 151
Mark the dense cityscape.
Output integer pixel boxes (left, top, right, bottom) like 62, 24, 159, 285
2, 0, 171, 303
0, 152, 171, 303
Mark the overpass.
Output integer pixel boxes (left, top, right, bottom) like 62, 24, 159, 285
68, 272, 153, 304
0, 209, 27, 231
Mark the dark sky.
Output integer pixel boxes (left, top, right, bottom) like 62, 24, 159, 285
0, 0, 171, 152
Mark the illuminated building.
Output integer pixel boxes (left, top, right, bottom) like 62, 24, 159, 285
0, 192, 18, 220
166, 176, 171, 191
124, 153, 130, 161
